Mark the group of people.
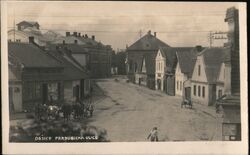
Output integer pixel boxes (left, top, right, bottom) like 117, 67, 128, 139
35, 95, 95, 121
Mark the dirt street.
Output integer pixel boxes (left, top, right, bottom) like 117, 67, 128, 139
88, 76, 222, 142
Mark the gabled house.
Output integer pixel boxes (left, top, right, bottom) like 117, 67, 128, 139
191, 47, 225, 106
175, 48, 199, 98
8, 21, 61, 46
17, 21, 40, 31
46, 45, 91, 102
155, 47, 193, 95
126, 30, 170, 89
52, 32, 112, 78
8, 42, 64, 112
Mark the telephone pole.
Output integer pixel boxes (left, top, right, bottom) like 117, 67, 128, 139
208, 31, 228, 47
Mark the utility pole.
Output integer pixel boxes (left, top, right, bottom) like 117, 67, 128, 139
208, 31, 214, 48
208, 31, 228, 48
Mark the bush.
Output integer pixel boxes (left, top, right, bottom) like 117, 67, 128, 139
9, 119, 109, 142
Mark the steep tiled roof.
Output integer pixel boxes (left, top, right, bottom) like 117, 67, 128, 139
8, 42, 62, 68
61, 44, 89, 54
127, 33, 170, 51
46, 45, 89, 80
159, 47, 178, 73
198, 47, 226, 83
176, 48, 198, 78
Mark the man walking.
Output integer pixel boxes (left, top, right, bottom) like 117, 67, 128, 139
147, 127, 159, 142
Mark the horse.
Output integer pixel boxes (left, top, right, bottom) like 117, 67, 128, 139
181, 99, 192, 109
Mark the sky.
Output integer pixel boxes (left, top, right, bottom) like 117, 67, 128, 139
6, 1, 239, 50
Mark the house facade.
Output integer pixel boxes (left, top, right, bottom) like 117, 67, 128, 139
9, 38, 91, 113
8, 42, 64, 112
126, 30, 170, 89
191, 48, 225, 106
52, 32, 112, 78
175, 48, 198, 98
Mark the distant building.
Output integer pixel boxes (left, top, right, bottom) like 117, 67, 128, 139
8, 21, 61, 46
175, 48, 199, 98
155, 47, 197, 96
191, 47, 225, 106
126, 30, 170, 89
155, 47, 177, 95
52, 32, 112, 78
17, 21, 40, 31
116, 51, 127, 75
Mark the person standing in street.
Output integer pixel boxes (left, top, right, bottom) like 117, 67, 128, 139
147, 127, 159, 142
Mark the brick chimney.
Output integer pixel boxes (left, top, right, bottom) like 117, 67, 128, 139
85, 34, 88, 38
92, 35, 95, 40
148, 30, 151, 35
66, 32, 70, 37
154, 32, 157, 37
78, 33, 81, 37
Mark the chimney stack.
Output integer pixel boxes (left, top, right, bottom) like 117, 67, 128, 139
66, 32, 70, 37
92, 35, 95, 40
78, 33, 81, 37
148, 30, 151, 35
154, 32, 157, 37
85, 34, 88, 38
29, 36, 35, 43
73, 32, 78, 37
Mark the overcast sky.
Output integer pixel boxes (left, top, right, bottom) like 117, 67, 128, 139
7, 1, 238, 50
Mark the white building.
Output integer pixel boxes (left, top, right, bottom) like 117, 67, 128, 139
191, 47, 225, 106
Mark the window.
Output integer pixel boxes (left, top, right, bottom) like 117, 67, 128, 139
48, 83, 59, 101
180, 81, 182, 91
198, 65, 201, 76
134, 63, 138, 72
198, 86, 201, 97
23, 82, 41, 101
193, 85, 196, 96
177, 81, 179, 90
202, 86, 205, 98
224, 68, 226, 79
218, 90, 222, 98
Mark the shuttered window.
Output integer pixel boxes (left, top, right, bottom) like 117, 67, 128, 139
198, 86, 201, 97
193, 85, 196, 96
202, 86, 205, 98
